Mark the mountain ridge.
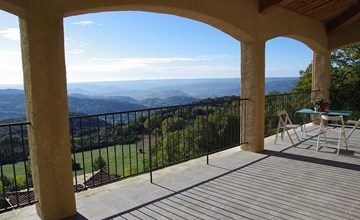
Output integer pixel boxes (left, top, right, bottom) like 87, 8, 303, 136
0, 77, 298, 120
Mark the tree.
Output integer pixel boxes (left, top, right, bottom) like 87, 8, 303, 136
330, 44, 360, 90
0, 175, 11, 209
145, 113, 162, 131
292, 65, 312, 92
72, 159, 82, 171
25, 160, 33, 187
291, 44, 360, 119
292, 44, 360, 92
162, 117, 185, 133
93, 155, 107, 171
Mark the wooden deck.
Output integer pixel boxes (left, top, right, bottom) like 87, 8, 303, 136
3, 125, 360, 220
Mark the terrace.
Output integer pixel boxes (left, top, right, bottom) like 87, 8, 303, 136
2, 123, 360, 219
0, 90, 359, 219
1, 0, 360, 219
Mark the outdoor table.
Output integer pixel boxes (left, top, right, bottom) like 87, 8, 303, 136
295, 109, 352, 139
296, 109, 352, 116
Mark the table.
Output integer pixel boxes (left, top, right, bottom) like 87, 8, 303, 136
295, 109, 352, 139
296, 109, 352, 116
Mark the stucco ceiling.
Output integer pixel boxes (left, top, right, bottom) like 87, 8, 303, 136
259, 0, 360, 35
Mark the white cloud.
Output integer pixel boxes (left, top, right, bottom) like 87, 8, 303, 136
266, 64, 304, 71
0, 28, 20, 41
66, 56, 239, 82
71, 21, 95, 26
67, 57, 212, 72
67, 49, 85, 55
89, 57, 212, 64
0, 51, 21, 62
265, 64, 304, 77
0, 51, 23, 84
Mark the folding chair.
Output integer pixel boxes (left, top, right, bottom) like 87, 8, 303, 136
346, 119, 360, 140
274, 110, 301, 145
316, 115, 348, 155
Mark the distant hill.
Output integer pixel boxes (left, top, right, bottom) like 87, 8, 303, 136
0, 77, 298, 120
140, 96, 200, 108
0, 90, 146, 120
67, 97, 146, 115
0, 90, 26, 120
92, 95, 138, 103
65, 77, 298, 99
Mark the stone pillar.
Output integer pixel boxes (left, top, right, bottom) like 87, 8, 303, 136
19, 5, 76, 220
240, 41, 265, 152
311, 51, 331, 101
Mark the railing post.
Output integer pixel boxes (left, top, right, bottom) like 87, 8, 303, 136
148, 110, 153, 183
206, 105, 209, 165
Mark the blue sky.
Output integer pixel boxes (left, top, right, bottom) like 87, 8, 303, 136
0, 10, 312, 84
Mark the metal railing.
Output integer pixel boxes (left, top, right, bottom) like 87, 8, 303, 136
69, 98, 248, 190
2, 89, 357, 211
0, 121, 35, 212
264, 89, 360, 137
264, 90, 319, 137
329, 89, 360, 120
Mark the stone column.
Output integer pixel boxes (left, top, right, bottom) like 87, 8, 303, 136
240, 41, 265, 152
311, 51, 331, 101
19, 5, 76, 220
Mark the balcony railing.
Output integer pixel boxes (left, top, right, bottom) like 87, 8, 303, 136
0, 89, 358, 212
264, 90, 319, 137
69, 98, 248, 191
0, 121, 35, 212
329, 89, 360, 120
0, 98, 248, 211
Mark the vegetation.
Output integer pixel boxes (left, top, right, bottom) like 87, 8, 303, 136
293, 44, 360, 91
264, 91, 313, 137
93, 155, 107, 171
139, 96, 200, 107
292, 43, 360, 119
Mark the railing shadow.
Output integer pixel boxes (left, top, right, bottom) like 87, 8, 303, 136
103, 155, 270, 219
262, 149, 360, 171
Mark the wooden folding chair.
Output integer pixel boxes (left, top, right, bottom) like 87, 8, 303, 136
346, 119, 360, 140
274, 110, 301, 145
317, 115, 348, 155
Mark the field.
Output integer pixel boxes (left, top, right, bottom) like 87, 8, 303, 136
71, 142, 151, 178
1, 142, 152, 185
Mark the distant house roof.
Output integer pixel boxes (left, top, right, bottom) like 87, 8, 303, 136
5, 189, 35, 208
4, 171, 117, 208
73, 170, 117, 190
84, 170, 117, 187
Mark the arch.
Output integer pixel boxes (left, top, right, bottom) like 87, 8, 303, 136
266, 34, 327, 53
62, 2, 256, 43
260, 7, 328, 53
0, 0, 25, 18
265, 36, 313, 79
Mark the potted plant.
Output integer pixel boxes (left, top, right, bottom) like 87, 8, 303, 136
312, 97, 329, 112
